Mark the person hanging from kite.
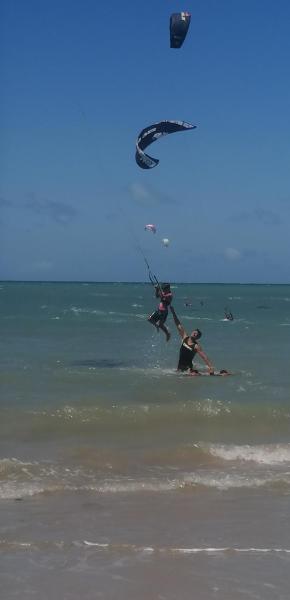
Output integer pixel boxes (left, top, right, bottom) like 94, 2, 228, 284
140, 252, 172, 341
148, 282, 173, 342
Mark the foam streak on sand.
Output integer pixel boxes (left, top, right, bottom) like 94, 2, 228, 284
1, 539, 290, 556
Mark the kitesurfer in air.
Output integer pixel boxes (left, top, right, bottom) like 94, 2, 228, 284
148, 283, 173, 342
170, 305, 215, 374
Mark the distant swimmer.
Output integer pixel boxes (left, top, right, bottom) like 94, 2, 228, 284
170, 305, 214, 374
148, 283, 173, 342
224, 307, 234, 321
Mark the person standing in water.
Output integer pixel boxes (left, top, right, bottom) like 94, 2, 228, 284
170, 305, 215, 374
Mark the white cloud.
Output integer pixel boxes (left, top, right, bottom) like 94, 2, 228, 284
25, 194, 77, 224
128, 182, 174, 206
224, 247, 242, 261
129, 182, 153, 203
229, 208, 281, 226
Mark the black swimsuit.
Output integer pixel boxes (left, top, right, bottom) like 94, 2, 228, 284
178, 336, 198, 371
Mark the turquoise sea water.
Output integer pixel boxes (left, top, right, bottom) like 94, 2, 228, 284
1, 282, 290, 599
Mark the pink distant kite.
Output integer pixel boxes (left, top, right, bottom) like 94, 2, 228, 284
144, 224, 157, 234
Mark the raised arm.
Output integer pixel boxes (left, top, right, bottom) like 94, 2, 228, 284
195, 344, 214, 374
170, 305, 188, 340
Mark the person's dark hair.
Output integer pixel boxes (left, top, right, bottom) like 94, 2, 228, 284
162, 283, 171, 291
195, 328, 202, 339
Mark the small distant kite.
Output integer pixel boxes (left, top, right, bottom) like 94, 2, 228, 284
162, 238, 170, 247
145, 224, 157, 234
135, 120, 196, 170
170, 12, 191, 49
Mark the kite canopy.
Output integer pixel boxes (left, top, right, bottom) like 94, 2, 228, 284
170, 12, 191, 49
145, 224, 157, 234
135, 120, 196, 170
162, 238, 170, 247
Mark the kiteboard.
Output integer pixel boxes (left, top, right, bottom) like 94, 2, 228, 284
188, 369, 232, 377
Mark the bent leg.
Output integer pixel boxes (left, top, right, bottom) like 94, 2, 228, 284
148, 311, 160, 331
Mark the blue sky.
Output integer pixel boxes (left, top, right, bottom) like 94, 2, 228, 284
1, 0, 290, 283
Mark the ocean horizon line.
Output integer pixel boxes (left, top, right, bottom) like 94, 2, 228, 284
0, 280, 290, 286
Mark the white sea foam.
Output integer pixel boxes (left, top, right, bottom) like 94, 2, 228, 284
1, 471, 289, 500
70, 307, 105, 316
91, 292, 109, 297
0, 457, 38, 476
118, 366, 176, 377
0, 482, 47, 499
182, 315, 212, 321
4, 539, 289, 556
202, 443, 290, 465
181, 472, 286, 491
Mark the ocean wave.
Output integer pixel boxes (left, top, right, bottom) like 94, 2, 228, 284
69, 307, 106, 316
24, 399, 236, 429
181, 472, 290, 491
199, 443, 290, 465
70, 359, 130, 369
1, 397, 290, 441
1, 458, 290, 499
68, 307, 146, 320
182, 315, 213, 321
91, 293, 109, 297
0, 458, 38, 479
